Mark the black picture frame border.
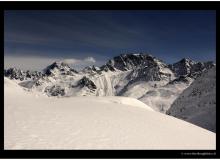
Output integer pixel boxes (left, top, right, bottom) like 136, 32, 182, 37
0, 1, 219, 159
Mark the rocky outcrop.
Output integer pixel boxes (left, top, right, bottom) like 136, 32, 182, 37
77, 76, 97, 90
44, 85, 65, 96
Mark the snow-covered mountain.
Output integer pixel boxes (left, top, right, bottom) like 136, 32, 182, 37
4, 53, 215, 112
166, 66, 216, 132
4, 67, 43, 81
169, 58, 214, 78
4, 77, 215, 149
43, 61, 78, 76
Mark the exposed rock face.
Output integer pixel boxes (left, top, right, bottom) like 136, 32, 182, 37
169, 58, 215, 78
78, 76, 97, 90
44, 85, 65, 96
101, 53, 160, 71
190, 61, 215, 78
170, 58, 196, 77
128, 64, 173, 82
101, 53, 174, 82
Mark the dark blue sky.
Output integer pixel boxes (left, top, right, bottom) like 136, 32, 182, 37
4, 10, 216, 70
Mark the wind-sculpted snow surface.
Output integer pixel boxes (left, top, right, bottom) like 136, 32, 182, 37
4, 78, 216, 149
4, 53, 215, 112
167, 66, 216, 132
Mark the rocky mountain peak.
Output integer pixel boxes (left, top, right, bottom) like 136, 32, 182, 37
47, 61, 70, 69
174, 58, 196, 67
44, 61, 78, 76
101, 53, 164, 72
170, 58, 197, 77
170, 57, 215, 79
44, 61, 70, 72
179, 58, 195, 63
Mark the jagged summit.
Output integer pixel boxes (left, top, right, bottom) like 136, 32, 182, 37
43, 61, 78, 76
46, 61, 70, 69
4, 67, 43, 81
101, 53, 163, 72
170, 58, 196, 77
169, 58, 215, 78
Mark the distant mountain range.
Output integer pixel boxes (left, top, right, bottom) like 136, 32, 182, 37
4, 53, 216, 129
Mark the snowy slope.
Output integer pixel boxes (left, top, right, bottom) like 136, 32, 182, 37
138, 79, 193, 113
167, 66, 216, 132
5, 78, 215, 149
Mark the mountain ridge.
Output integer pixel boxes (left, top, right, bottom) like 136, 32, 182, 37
4, 53, 215, 113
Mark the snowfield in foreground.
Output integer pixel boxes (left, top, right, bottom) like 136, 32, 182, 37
4, 78, 215, 149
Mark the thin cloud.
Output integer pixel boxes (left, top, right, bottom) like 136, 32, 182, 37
61, 57, 97, 69
84, 57, 96, 63
60, 57, 96, 65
